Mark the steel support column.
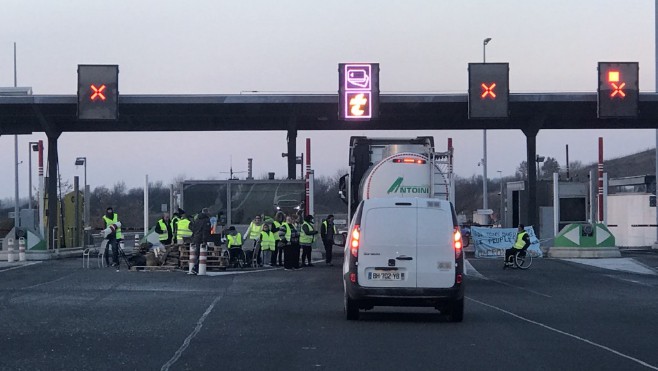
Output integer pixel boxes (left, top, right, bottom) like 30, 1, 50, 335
523, 128, 539, 232
46, 132, 60, 249
287, 129, 297, 179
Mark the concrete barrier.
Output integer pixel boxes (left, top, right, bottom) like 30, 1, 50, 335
188, 244, 197, 274
18, 237, 26, 262
7, 237, 15, 263
198, 244, 207, 276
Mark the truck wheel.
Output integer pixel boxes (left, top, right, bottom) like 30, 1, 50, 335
345, 293, 360, 321
448, 298, 464, 322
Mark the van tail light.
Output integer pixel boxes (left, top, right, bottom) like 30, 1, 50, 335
349, 225, 361, 258
453, 227, 462, 259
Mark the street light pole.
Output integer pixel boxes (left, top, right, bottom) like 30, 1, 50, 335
75, 157, 87, 227
28, 142, 38, 210
498, 170, 503, 226
482, 38, 492, 216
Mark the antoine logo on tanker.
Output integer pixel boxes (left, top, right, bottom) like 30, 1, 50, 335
386, 177, 430, 195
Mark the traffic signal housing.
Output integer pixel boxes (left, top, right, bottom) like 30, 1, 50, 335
77, 64, 119, 120
468, 63, 509, 119
339, 63, 380, 121
597, 62, 638, 118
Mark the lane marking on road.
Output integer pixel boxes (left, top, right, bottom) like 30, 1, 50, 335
563, 258, 656, 276
487, 278, 552, 298
604, 275, 654, 287
464, 260, 550, 297
20, 274, 72, 290
468, 297, 658, 370
0, 262, 42, 273
161, 293, 223, 371
204, 259, 326, 276
464, 259, 486, 279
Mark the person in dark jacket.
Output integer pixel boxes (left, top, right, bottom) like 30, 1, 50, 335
279, 215, 301, 270
191, 208, 212, 274
321, 214, 337, 266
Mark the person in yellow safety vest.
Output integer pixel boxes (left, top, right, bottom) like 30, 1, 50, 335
300, 214, 318, 267
258, 223, 276, 267
504, 224, 531, 269
244, 215, 264, 265
102, 206, 122, 270
155, 213, 173, 245
175, 211, 193, 244
279, 215, 301, 270
171, 210, 181, 242
225, 226, 244, 267
272, 211, 285, 266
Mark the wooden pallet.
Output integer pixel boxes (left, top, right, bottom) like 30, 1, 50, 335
130, 265, 178, 272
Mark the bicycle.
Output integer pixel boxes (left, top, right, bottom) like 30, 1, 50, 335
504, 248, 533, 270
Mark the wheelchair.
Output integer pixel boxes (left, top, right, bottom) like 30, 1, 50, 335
225, 247, 247, 269
504, 247, 533, 270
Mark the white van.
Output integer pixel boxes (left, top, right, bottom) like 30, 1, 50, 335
342, 197, 465, 321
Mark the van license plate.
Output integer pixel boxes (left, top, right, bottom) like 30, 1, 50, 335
369, 272, 404, 280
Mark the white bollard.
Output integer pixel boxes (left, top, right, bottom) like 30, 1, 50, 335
134, 234, 140, 250
198, 244, 207, 276
7, 237, 15, 263
188, 244, 197, 274
18, 237, 26, 262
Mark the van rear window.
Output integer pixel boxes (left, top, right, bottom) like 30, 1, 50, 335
364, 207, 416, 246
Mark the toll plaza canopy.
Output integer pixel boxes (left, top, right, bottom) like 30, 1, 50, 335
2, 92, 658, 247
2, 93, 658, 133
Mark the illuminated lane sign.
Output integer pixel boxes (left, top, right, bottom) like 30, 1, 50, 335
598, 62, 638, 118
339, 63, 379, 120
77, 64, 119, 120
90, 84, 107, 101
468, 63, 509, 119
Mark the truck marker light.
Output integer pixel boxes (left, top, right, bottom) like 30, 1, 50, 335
392, 158, 426, 164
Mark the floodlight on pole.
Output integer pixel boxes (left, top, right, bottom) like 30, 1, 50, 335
28, 142, 39, 210
75, 157, 88, 227
481, 37, 492, 217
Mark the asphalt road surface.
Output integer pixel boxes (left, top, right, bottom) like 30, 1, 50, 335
1, 250, 658, 371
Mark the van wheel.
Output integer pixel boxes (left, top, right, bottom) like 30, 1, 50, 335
448, 298, 464, 322
345, 294, 360, 321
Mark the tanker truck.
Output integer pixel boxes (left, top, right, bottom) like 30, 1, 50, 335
338, 136, 454, 215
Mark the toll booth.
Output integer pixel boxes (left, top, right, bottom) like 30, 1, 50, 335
607, 175, 656, 247
504, 179, 590, 244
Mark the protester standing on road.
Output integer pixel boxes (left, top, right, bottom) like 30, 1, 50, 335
175, 210, 193, 244
321, 214, 337, 266
504, 224, 531, 269
279, 215, 301, 270
155, 213, 173, 245
258, 223, 276, 267
272, 211, 285, 266
191, 208, 212, 274
244, 215, 264, 265
171, 211, 181, 243
300, 214, 318, 267
102, 207, 122, 271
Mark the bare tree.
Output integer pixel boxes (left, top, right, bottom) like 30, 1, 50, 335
516, 161, 528, 179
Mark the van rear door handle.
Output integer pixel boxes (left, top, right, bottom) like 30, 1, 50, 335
396, 256, 413, 261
